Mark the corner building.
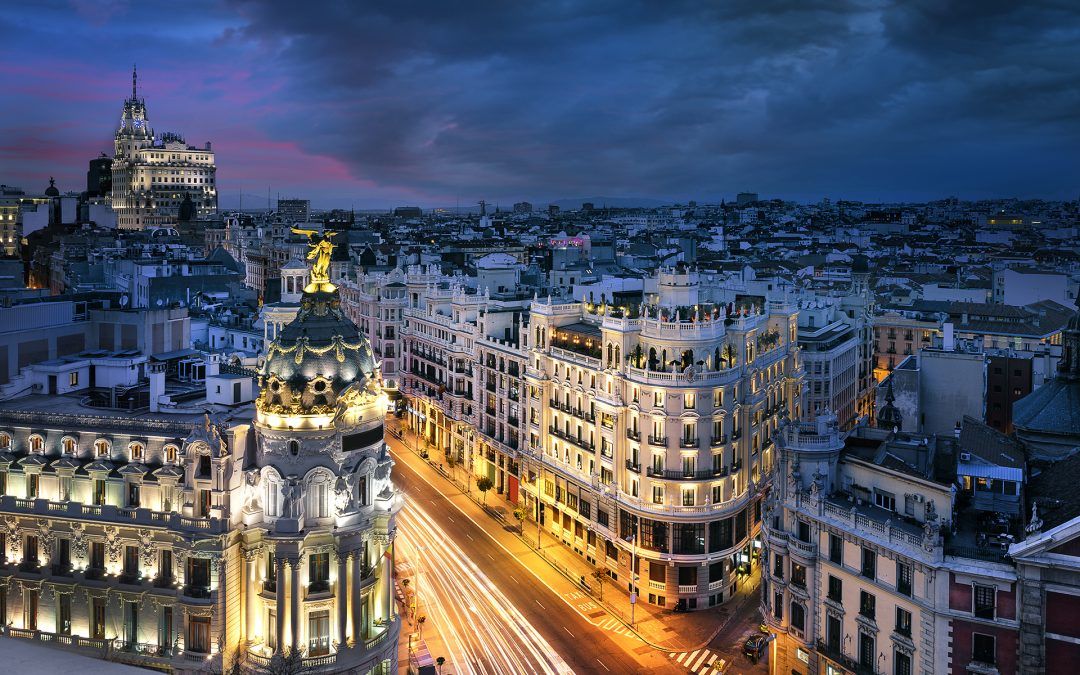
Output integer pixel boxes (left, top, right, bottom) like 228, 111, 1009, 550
0, 257, 399, 673
523, 269, 803, 609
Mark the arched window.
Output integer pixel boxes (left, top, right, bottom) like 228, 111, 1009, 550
28, 435, 44, 453
288, 440, 300, 457
164, 444, 178, 464
791, 602, 805, 631
95, 439, 111, 457
306, 473, 329, 519
0, 432, 10, 448
129, 442, 144, 461
265, 476, 280, 517
61, 437, 77, 455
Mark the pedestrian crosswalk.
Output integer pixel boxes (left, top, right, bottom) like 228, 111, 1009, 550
669, 648, 729, 673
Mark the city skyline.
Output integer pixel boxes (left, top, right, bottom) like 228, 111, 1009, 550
2, 1, 1079, 209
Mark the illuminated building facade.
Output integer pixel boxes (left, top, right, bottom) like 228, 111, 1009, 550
110, 67, 217, 230
0, 250, 399, 674
522, 268, 803, 610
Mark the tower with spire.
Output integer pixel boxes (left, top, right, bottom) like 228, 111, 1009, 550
109, 66, 218, 229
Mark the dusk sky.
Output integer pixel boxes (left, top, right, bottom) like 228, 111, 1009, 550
2, 1, 1078, 209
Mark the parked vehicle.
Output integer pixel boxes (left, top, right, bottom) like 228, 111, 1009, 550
743, 634, 768, 660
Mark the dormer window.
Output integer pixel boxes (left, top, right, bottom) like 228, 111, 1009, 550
164, 444, 178, 464
29, 435, 44, 453
0, 432, 10, 448
288, 440, 300, 457
129, 442, 144, 462
62, 437, 77, 455
95, 439, 111, 458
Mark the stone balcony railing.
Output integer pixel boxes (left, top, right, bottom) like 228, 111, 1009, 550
0, 495, 226, 534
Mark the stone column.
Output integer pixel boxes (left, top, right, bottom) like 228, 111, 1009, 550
351, 553, 362, 644
275, 558, 286, 652
336, 553, 348, 647
290, 561, 302, 651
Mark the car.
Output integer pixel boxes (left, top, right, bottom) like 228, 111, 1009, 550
743, 634, 768, 660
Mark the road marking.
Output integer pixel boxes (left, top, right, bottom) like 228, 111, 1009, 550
446, 516, 455, 523
509, 575, 518, 584
670, 648, 726, 674
535, 600, 545, 609
466, 534, 474, 541
562, 626, 575, 638
595, 658, 610, 672
486, 553, 495, 561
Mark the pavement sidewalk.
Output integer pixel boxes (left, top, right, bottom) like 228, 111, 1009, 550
387, 419, 748, 653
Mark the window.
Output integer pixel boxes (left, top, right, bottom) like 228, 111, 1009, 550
974, 584, 995, 619
713, 389, 723, 407
897, 561, 912, 596
160, 607, 174, 653
59, 476, 72, 501
29, 435, 43, 452
188, 617, 211, 653
123, 545, 139, 579
790, 602, 805, 631
159, 549, 174, 583
309, 552, 330, 593
972, 633, 995, 665
684, 393, 696, 409
127, 482, 141, 507
859, 633, 875, 669
859, 590, 876, 619
27, 473, 38, 498
874, 490, 896, 512
62, 437, 76, 455
827, 614, 842, 652
308, 610, 330, 656
91, 598, 106, 639
894, 650, 912, 675
682, 488, 695, 506
791, 562, 806, 588
797, 520, 811, 543
773, 592, 783, 620
828, 575, 842, 603
773, 554, 784, 579
90, 541, 105, 572
129, 442, 144, 461
861, 547, 876, 579
895, 606, 912, 637
24, 589, 37, 630
93, 479, 106, 505
829, 533, 843, 564
165, 444, 177, 463
652, 485, 664, 504
95, 439, 110, 457
57, 594, 71, 635
125, 600, 139, 646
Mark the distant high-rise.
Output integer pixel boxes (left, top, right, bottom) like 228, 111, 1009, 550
512, 201, 533, 213
736, 191, 758, 206
110, 66, 217, 229
85, 154, 112, 198
276, 198, 310, 224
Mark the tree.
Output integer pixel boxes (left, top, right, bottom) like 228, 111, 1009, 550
592, 566, 607, 602
436, 656, 446, 674
513, 507, 527, 535
476, 476, 494, 505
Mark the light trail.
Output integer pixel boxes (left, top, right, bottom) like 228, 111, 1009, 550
398, 498, 576, 675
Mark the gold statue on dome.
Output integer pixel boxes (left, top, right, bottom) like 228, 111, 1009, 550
291, 228, 339, 291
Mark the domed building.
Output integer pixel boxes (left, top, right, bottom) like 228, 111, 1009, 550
241, 231, 401, 672
1014, 298, 1080, 461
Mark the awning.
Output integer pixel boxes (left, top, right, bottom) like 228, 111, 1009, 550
957, 461, 1023, 482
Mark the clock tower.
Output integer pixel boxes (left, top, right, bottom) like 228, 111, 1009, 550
115, 65, 153, 158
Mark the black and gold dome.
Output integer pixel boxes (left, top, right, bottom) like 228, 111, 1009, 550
257, 231, 377, 418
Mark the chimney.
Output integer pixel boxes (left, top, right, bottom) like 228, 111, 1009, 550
205, 354, 221, 378
943, 322, 955, 351
149, 361, 166, 412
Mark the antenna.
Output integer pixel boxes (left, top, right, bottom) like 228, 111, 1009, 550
132, 63, 137, 99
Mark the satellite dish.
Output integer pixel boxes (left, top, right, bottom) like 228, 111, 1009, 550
120, 294, 129, 307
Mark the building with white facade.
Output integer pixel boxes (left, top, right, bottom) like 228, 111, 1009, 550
110, 68, 217, 230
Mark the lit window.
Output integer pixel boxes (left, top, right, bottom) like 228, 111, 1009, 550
95, 439, 110, 457
29, 435, 43, 453
129, 442, 144, 461
62, 437, 76, 455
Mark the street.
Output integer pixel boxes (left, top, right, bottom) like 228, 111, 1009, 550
389, 431, 681, 674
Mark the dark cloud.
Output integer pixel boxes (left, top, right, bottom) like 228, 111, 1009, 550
1, 0, 1078, 205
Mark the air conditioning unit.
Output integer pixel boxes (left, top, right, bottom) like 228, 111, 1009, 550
960, 452, 971, 461
913, 494, 925, 503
